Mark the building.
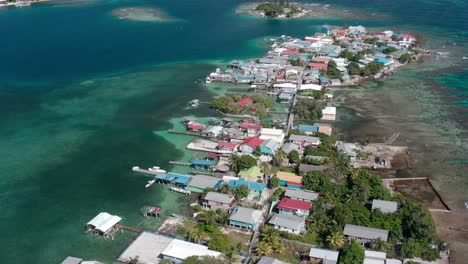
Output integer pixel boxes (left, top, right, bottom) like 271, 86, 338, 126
217, 141, 238, 152
277, 197, 312, 217
275, 171, 303, 189
61, 257, 83, 264
314, 123, 333, 136
344, 224, 389, 245
155, 172, 191, 187
161, 238, 221, 263
260, 128, 286, 143
371, 199, 398, 213
257, 256, 290, 264
191, 159, 215, 170
86, 212, 122, 236
308, 248, 340, 264
229, 206, 263, 231
239, 123, 262, 136
268, 213, 306, 234
202, 126, 223, 137
228, 178, 267, 200
118, 231, 173, 263
236, 97, 254, 106
261, 139, 279, 156
288, 134, 321, 147
202, 192, 236, 211
239, 136, 264, 154
363, 250, 402, 264
321, 106, 336, 121
187, 175, 222, 193
337, 142, 357, 160
239, 166, 263, 182
284, 188, 319, 202
296, 124, 319, 135
281, 142, 303, 155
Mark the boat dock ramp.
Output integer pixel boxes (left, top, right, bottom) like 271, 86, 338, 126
140, 206, 163, 218
168, 161, 191, 166
168, 129, 212, 138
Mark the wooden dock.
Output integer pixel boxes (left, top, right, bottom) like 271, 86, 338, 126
168, 129, 211, 138
115, 224, 142, 233
169, 161, 191, 166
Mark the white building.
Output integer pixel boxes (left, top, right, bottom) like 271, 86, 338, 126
321, 106, 336, 121
260, 128, 285, 143
363, 250, 402, 264
86, 212, 121, 235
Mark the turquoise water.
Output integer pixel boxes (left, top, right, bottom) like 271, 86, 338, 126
0, 0, 467, 263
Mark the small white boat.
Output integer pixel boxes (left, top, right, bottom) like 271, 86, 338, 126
205, 77, 211, 83
170, 187, 191, 195
463, 57, 468, 60
188, 99, 199, 108
148, 166, 166, 174
145, 180, 155, 188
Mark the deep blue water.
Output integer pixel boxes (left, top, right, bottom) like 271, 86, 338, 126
0, 0, 466, 263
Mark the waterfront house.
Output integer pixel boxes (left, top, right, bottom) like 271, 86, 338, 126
257, 256, 290, 264
202, 192, 236, 211
344, 224, 389, 245
337, 142, 357, 161
228, 178, 267, 200
239, 166, 263, 182
221, 127, 245, 140
284, 188, 319, 202
118, 232, 173, 263
281, 142, 304, 156
268, 213, 306, 234
321, 106, 336, 121
187, 122, 205, 132
272, 83, 297, 94
308, 248, 340, 264
217, 141, 238, 152
278, 92, 293, 104
161, 239, 221, 263
314, 123, 333, 136
275, 171, 303, 189
187, 175, 222, 193
296, 124, 319, 135
371, 199, 398, 213
260, 128, 285, 143
86, 212, 121, 236
155, 172, 191, 187
363, 250, 402, 264
277, 197, 312, 217
191, 159, 215, 170
300, 83, 322, 92
239, 136, 264, 154
229, 206, 263, 231
202, 126, 223, 138
288, 134, 321, 147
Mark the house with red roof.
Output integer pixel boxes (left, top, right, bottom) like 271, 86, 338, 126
282, 49, 300, 56
217, 141, 238, 151
239, 136, 264, 154
310, 63, 328, 70
239, 123, 262, 136
277, 197, 312, 217
187, 123, 205, 132
236, 97, 254, 107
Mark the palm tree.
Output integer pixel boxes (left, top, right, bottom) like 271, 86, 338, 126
196, 210, 218, 225
274, 149, 287, 166
326, 231, 345, 249
219, 184, 231, 194
347, 169, 360, 183
256, 241, 273, 256
371, 238, 389, 252
188, 228, 206, 243
229, 154, 240, 175
260, 161, 271, 182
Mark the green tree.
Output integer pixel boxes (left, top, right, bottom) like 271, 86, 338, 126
256, 241, 273, 256
400, 53, 412, 63
181, 255, 227, 264
365, 61, 383, 76
229, 154, 240, 175
232, 185, 249, 200
339, 240, 365, 264
370, 238, 390, 252
208, 233, 231, 252
326, 231, 345, 249
349, 202, 371, 226
330, 204, 353, 227
188, 228, 206, 243
274, 149, 287, 166
270, 177, 280, 188
239, 155, 257, 169
401, 238, 423, 258
288, 150, 301, 164
302, 171, 332, 193
383, 47, 398, 54
347, 62, 361, 76
219, 184, 230, 194
196, 210, 218, 225
254, 146, 262, 157
400, 198, 436, 240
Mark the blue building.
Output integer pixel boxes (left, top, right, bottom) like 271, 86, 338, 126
229, 206, 263, 231
228, 179, 266, 200
191, 159, 215, 170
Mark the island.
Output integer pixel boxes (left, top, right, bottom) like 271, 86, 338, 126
237, 1, 313, 19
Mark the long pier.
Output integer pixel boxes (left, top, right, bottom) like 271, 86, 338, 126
168, 161, 191, 166
132, 167, 159, 176
115, 224, 143, 233
167, 130, 211, 138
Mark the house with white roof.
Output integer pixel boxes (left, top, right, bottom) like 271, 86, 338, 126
161, 239, 221, 263
363, 250, 402, 264
372, 199, 398, 213
321, 106, 336, 120
309, 248, 340, 264
268, 213, 306, 234
86, 212, 121, 235
260, 128, 285, 143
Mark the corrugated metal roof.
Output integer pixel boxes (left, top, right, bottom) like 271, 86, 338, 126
371, 199, 398, 213
344, 224, 389, 241
229, 206, 262, 225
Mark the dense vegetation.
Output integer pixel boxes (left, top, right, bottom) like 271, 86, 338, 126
294, 99, 324, 120
212, 94, 274, 119
255, 1, 298, 18
302, 169, 440, 260
399, 53, 412, 63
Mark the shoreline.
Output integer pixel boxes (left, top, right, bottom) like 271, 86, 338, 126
0, 0, 50, 7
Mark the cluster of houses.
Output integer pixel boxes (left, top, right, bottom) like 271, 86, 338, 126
206, 24, 416, 89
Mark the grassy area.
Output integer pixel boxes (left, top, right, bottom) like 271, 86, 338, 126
223, 229, 252, 252
270, 239, 312, 264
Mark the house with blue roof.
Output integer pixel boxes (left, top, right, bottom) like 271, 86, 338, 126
228, 178, 267, 200
155, 172, 191, 187
319, 76, 331, 86
374, 58, 392, 67
260, 139, 279, 156
296, 125, 319, 135
191, 160, 215, 170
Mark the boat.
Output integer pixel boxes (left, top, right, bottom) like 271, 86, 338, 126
170, 186, 191, 195
16, 1, 31, 7
205, 76, 211, 83
145, 180, 155, 188
188, 99, 199, 108
148, 166, 166, 174
463, 57, 468, 60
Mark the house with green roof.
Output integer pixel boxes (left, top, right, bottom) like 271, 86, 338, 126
238, 166, 263, 182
